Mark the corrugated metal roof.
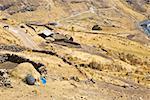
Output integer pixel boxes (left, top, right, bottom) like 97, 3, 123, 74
40, 29, 54, 36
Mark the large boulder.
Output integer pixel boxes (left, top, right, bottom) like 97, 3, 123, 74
10, 63, 40, 80
92, 25, 102, 31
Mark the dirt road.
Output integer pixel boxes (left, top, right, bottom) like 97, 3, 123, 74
0, 22, 40, 50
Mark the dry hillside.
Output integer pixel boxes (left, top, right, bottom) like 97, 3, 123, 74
0, 0, 150, 100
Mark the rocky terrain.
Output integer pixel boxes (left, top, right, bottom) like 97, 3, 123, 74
0, 0, 150, 100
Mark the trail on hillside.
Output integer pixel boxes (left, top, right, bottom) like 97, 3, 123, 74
0, 22, 40, 50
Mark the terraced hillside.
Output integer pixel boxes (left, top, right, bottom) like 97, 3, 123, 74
0, 0, 150, 100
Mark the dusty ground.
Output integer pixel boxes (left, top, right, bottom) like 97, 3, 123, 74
0, 0, 150, 100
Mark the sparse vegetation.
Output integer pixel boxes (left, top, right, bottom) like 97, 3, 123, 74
0, 0, 150, 100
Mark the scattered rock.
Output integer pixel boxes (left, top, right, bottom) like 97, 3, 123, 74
127, 35, 135, 40
0, 44, 25, 52
70, 76, 80, 82
0, 55, 8, 63
84, 78, 96, 84
0, 69, 12, 88
3, 25, 9, 29
1, 18, 8, 20
20, 6, 36, 13
92, 25, 102, 31
61, 77, 69, 81
0, 4, 13, 11
48, 22, 59, 26
20, 25, 25, 28
88, 61, 103, 71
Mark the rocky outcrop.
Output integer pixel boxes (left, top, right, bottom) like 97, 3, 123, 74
10, 63, 41, 80
125, 0, 149, 12
0, 69, 12, 88
0, 44, 25, 52
0, 54, 47, 76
